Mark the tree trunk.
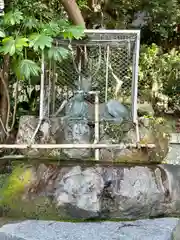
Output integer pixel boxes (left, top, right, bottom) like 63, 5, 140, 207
0, 54, 10, 142
2, 54, 9, 124
61, 0, 86, 27
61, 0, 87, 89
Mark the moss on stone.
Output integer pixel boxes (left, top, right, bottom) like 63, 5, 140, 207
0, 164, 61, 220
0, 164, 33, 206
2, 196, 60, 220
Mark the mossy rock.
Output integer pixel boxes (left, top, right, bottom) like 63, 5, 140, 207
119, 117, 170, 163
145, 118, 170, 162
2, 196, 60, 220
0, 164, 61, 220
114, 149, 153, 164
0, 164, 34, 205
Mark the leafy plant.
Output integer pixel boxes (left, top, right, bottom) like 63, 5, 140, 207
47, 46, 69, 61
0, 7, 85, 138
0, 9, 85, 81
139, 43, 180, 109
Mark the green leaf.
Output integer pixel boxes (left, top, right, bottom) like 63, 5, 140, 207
15, 37, 29, 51
0, 36, 16, 56
48, 46, 69, 61
0, 29, 5, 38
0, 36, 29, 56
56, 19, 70, 31
63, 25, 85, 40
4, 10, 23, 26
15, 59, 41, 80
23, 16, 39, 30
29, 33, 53, 51
41, 21, 60, 37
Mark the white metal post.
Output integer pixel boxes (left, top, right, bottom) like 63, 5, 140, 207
30, 51, 45, 142
39, 51, 45, 120
94, 92, 100, 160
84, 30, 141, 34
78, 54, 82, 90
131, 31, 140, 143
105, 45, 110, 102
0, 143, 155, 149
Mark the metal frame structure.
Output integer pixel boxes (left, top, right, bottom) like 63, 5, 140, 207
0, 29, 148, 160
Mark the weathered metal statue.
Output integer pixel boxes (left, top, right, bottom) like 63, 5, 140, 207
65, 92, 89, 120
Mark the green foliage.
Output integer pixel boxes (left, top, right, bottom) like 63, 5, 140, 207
15, 59, 41, 80
7, 0, 64, 21
0, 9, 85, 81
29, 34, 53, 51
0, 29, 5, 38
76, 0, 180, 42
23, 16, 39, 30
47, 46, 69, 62
139, 43, 180, 106
0, 36, 28, 56
40, 21, 61, 37
0, 37, 16, 56
63, 25, 85, 39
77, 0, 88, 7
146, 0, 180, 38
0, 4, 85, 127
117, 0, 180, 38
138, 43, 161, 96
3, 9, 23, 26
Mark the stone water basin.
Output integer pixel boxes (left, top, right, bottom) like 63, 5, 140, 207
0, 160, 179, 221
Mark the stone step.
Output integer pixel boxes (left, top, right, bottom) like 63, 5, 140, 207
0, 218, 178, 240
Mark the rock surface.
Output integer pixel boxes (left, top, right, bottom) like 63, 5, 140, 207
137, 101, 154, 116
16, 116, 91, 158
51, 164, 180, 220
16, 116, 63, 156
63, 119, 91, 158
0, 218, 178, 240
15, 114, 170, 162
2, 163, 180, 220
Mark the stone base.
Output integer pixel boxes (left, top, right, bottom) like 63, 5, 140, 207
16, 116, 91, 158
0, 218, 178, 240
1, 163, 180, 221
